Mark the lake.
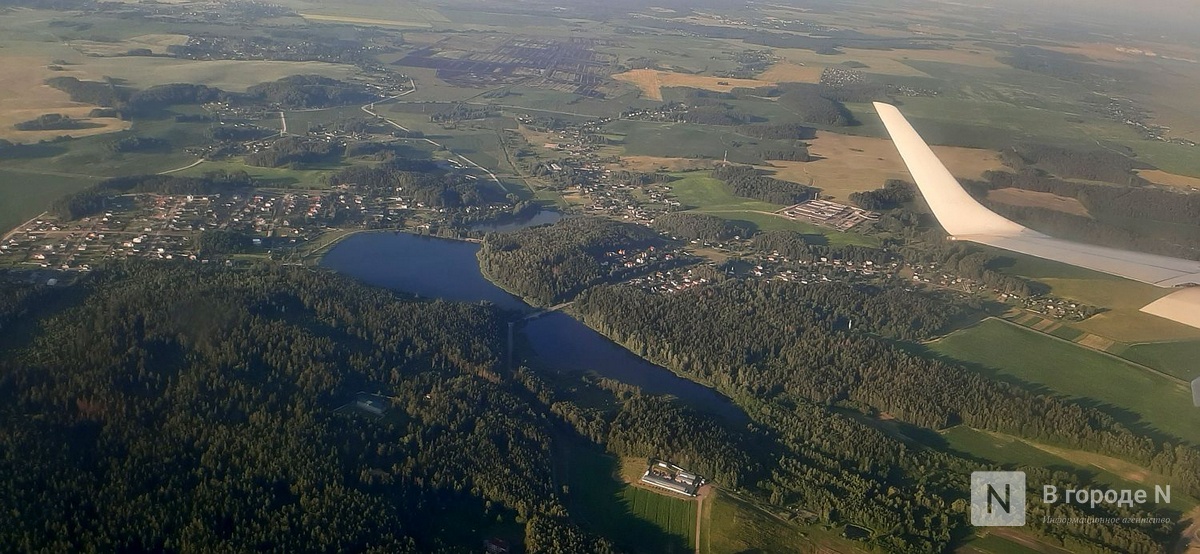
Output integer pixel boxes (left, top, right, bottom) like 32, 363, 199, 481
322, 231, 746, 422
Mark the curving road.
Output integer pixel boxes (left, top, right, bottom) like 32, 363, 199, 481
361, 78, 511, 194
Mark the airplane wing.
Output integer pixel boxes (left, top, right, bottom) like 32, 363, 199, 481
873, 102, 1200, 329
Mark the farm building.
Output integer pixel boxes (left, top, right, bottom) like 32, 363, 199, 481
640, 460, 702, 496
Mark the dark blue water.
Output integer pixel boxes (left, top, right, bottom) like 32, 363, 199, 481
322, 231, 746, 422
469, 209, 563, 233
321, 232, 528, 312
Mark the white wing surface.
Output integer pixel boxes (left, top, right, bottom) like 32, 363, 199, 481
873, 102, 1200, 328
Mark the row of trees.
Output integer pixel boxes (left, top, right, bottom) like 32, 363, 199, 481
13, 113, 94, 131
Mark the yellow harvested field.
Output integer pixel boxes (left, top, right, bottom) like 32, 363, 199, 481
1138, 169, 1200, 190
987, 188, 1091, 217
66, 58, 360, 92
1031, 319, 1059, 332
0, 56, 130, 143
299, 13, 433, 28
1075, 333, 1117, 352
767, 45, 1007, 78
613, 69, 773, 101
1021, 438, 1152, 483
756, 61, 822, 84
70, 33, 189, 57
759, 131, 1003, 200
612, 156, 714, 173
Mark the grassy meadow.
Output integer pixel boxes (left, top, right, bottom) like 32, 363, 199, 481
931, 319, 1200, 445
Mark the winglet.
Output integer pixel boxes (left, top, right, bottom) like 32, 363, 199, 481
872, 102, 1028, 237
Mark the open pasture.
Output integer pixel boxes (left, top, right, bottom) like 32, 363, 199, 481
991, 253, 1200, 343
755, 61, 822, 84
612, 156, 715, 173
931, 318, 1200, 444
0, 55, 131, 143
0, 169, 97, 235
1120, 340, 1200, 381
62, 58, 361, 92
613, 69, 774, 102
568, 452, 695, 553
939, 426, 1197, 511
1137, 169, 1200, 191
986, 188, 1092, 217
703, 210, 879, 247
665, 173, 780, 213
760, 131, 1003, 201
69, 33, 188, 56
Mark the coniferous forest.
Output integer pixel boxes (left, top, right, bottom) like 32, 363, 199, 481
0, 263, 621, 553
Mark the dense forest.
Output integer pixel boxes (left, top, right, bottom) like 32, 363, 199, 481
736, 122, 816, 140
244, 136, 341, 168
45, 76, 128, 108
849, 179, 915, 210
1000, 144, 1151, 184
573, 281, 1193, 552
771, 83, 858, 127
477, 218, 671, 305
651, 212, 751, 241
711, 165, 816, 205
0, 263, 634, 552
44, 74, 374, 116
971, 170, 1200, 260
245, 75, 374, 109
326, 162, 500, 209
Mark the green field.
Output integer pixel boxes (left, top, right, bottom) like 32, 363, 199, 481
0, 169, 97, 234
989, 249, 1200, 343
939, 426, 1196, 512
959, 532, 1053, 554
664, 172, 880, 247
1121, 340, 1200, 381
702, 490, 871, 554
607, 120, 801, 165
621, 487, 697, 548
172, 160, 339, 189
703, 210, 880, 247
666, 173, 781, 212
568, 452, 695, 553
931, 319, 1200, 444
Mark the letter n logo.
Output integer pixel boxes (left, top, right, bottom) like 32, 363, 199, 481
971, 471, 1026, 526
